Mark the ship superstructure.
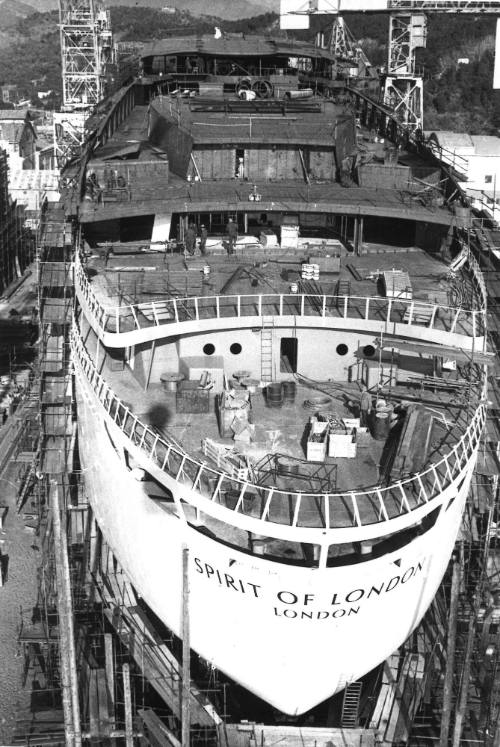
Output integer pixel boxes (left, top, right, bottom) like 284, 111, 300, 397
67, 33, 489, 715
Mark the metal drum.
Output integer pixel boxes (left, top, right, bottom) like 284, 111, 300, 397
266, 382, 283, 408
282, 380, 297, 403
372, 412, 390, 441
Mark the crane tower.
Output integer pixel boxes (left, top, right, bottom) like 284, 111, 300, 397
281, 1, 500, 134
54, 0, 114, 167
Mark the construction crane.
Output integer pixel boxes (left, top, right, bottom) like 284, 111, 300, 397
54, 0, 114, 168
281, 0, 500, 132
315, 16, 375, 80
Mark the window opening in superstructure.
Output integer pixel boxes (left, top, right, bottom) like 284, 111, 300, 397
363, 344, 376, 358
230, 343, 242, 355
336, 343, 348, 356
326, 506, 441, 567
186, 513, 320, 567
280, 337, 297, 373
235, 149, 245, 179
203, 343, 215, 356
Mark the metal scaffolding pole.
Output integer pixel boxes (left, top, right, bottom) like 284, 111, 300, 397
51, 480, 82, 746
181, 545, 191, 747
440, 560, 461, 747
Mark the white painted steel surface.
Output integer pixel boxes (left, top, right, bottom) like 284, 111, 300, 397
76, 361, 478, 713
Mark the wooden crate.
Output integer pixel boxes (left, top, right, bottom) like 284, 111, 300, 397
328, 429, 356, 458
176, 382, 210, 413
306, 420, 328, 462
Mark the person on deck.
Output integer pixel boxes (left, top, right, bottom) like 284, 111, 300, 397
185, 224, 197, 255
199, 225, 208, 255
226, 218, 237, 255
359, 385, 372, 427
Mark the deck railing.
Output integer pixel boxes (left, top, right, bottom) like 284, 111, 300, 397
74, 252, 486, 342
71, 321, 486, 534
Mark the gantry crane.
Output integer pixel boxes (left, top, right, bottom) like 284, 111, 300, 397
54, 0, 114, 168
281, 0, 500, 132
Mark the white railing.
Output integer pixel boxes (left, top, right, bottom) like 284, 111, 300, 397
74, 252, 486, 342
71, 320, 486, 533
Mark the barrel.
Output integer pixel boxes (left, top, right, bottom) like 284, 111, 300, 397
282, 380, 297, 403
372, 412, 389, 441
160, 372, 184, 392
266, 382, 283, 408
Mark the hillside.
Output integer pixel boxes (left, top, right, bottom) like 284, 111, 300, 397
2, 0, 274, 18
0, 0, 36, 26
107, 0, 272, 18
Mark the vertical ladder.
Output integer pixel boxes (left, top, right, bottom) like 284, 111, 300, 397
261, 317, 274, 382
340, 680, 362, 728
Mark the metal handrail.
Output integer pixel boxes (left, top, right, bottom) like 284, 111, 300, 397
74, 252, 486, 341
71, 321, 486, 532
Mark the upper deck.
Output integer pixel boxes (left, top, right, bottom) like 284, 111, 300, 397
76, 238, 486, 351
75, 51, 461, 230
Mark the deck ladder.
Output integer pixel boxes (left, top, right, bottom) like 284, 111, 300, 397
261, 317, 274, 382
340, 681, 362, 728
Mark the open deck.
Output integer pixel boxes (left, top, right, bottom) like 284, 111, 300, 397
75, 241, 486, 352
72, 290, 486, 552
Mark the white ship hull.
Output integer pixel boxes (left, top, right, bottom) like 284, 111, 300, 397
76, 367, 478, 715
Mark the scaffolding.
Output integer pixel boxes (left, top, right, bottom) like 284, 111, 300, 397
0, 148, 30, 294
55, 0, 114, 167
11, 200, 79, 746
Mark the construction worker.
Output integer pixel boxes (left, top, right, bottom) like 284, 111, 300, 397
199, 225, 208, 255
226, 218, 237, 255
185, 223, 196, 256
359, 385, 372, 427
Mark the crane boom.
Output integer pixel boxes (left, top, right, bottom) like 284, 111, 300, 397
281, 0, 500, 17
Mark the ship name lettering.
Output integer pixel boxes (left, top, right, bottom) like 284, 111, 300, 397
273, 607, 360, 620
277, 591, 315, 605
194, 557, 261, 597
330, 561, 424, 605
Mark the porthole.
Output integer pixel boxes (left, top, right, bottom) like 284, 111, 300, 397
230, 343, 242, 355
363, 344, 376, 357
203, 343, 215, 355
336, 343, 348, 356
